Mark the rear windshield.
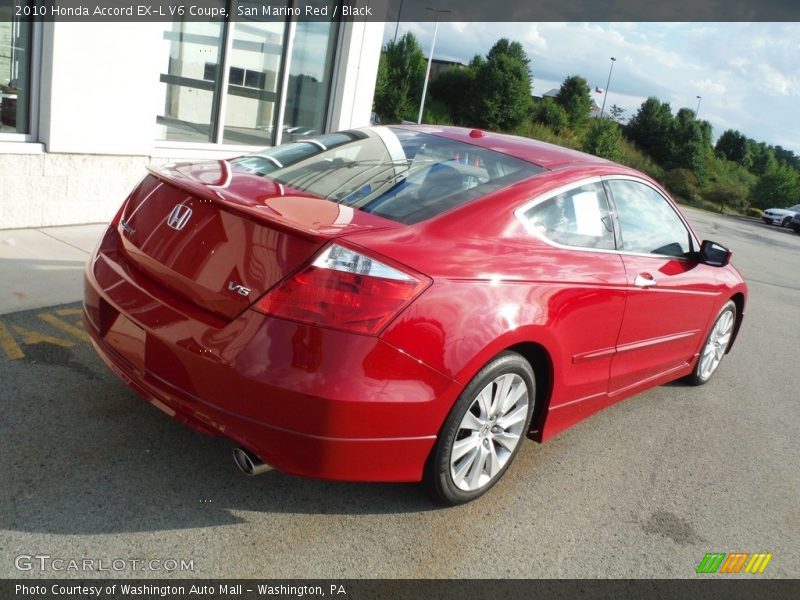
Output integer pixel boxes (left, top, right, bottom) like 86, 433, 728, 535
230, 127, 545, 225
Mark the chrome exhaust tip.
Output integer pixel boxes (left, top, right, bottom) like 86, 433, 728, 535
232, 447, 271, 476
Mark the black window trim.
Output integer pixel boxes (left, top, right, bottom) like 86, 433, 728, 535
602, 174, 699, 261
514, 174, 700, 261
514, 176, 621, 256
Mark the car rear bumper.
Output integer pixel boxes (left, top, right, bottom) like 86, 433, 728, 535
83, 241, 462, 482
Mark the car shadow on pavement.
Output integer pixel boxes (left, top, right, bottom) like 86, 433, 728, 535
0, 305, 440, 536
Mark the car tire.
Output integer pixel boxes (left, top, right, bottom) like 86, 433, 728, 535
688, 300, 737, 386
781, 217, 792, 227
423, 351, 535, 505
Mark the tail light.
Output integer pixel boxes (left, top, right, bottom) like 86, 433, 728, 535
255, 243, 430, 335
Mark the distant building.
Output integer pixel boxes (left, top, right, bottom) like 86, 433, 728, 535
426, 58, 467, 81
532, 88, 560, 102
532, 87, 601, 116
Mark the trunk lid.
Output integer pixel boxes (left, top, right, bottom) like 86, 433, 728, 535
116, 160, 396, 319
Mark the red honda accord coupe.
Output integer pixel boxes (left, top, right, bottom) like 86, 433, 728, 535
83, 125, 747, 504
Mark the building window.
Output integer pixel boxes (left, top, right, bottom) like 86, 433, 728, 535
283, 11, 340, 142
203, 63, 268, 91
0, 0, 34, 136
156, 0, 340, 147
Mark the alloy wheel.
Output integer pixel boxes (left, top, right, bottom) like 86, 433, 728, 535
449, 373, 530, 491
698, 308, 735, 380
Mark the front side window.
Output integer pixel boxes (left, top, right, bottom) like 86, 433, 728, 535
607, 179, 692, 257
0, 0, 33, 135
520, 182, 616, 250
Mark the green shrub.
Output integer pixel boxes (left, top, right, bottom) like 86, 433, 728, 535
422, 100, 453, 125
582, 118, 623, 162
662, 169, 701, 200
703, 187, 749, 213
746, 207, 763, 218
531, 98, 569, 135
616, 138, 664, 180
518, 120, 581, 150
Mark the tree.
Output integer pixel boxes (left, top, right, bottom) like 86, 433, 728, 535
472, 39, 532, 131
715, 129, 750, 166
773, 145, 800, 171
625, 97, 674, 164
749, 162, 800, 210
747, 141, 776, 176
429, 65, 477, 125
609, 104, 627, 123
669, 107, 709, 174
486, 38, 530, 67
373, 33, 426, 123
532, 98, 569, 134
662, 168, 701, 201
582, 118, 623, 162
554, 75, 592, 130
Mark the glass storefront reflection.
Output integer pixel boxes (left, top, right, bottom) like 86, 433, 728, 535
156, 21, 225, 143
0, 0, 32, 134
156, 0, 339, 147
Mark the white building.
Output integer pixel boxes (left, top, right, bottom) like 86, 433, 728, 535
0, 4, 384, 229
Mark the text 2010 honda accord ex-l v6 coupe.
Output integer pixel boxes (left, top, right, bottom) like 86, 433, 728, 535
83, 126, 747, 505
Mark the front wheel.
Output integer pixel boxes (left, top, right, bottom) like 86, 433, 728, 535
688, 301, 736, 385
781, 216, 792, 227
423, 352, 535, 505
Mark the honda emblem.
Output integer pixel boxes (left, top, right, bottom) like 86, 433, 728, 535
166, 204, 192, 230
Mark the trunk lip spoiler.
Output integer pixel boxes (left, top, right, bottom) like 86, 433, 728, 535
145, 163, 399, 241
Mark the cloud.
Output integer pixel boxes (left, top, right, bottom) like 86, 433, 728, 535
521, 25, 548, 54
757, 65, 797, 97
693, 79, 726, 96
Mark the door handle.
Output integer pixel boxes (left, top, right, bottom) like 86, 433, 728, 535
634, 273, 657, 288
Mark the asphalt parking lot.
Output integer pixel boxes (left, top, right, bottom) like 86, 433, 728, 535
0, 208, 798, 579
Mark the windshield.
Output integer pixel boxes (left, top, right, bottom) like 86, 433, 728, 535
230, 127, 545, 225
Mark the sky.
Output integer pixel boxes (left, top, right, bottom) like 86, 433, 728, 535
385, 22, 800, 154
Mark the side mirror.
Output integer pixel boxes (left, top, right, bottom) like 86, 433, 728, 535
699, 240, 732, 267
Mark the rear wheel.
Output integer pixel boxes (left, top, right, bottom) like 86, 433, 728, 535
423, 352, 535, 505
688, 301, 736, 385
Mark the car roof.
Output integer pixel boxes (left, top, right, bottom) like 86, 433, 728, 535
390, 124, 617, 171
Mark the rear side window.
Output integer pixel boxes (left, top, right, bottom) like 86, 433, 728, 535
230, 127, 544, 225
607, 179, 692, 257
521, 182, 616, 250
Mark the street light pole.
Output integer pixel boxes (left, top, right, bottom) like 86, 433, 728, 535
599, 57, 616, 118
695, 95, 702, 119
417, 7, 450, 124
393, 0, 405, 42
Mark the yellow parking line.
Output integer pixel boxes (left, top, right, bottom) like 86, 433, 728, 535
55, 307, 82, 317
38, 312, 90, 342
0, 322, 25, 360
13, 325, 74, 348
